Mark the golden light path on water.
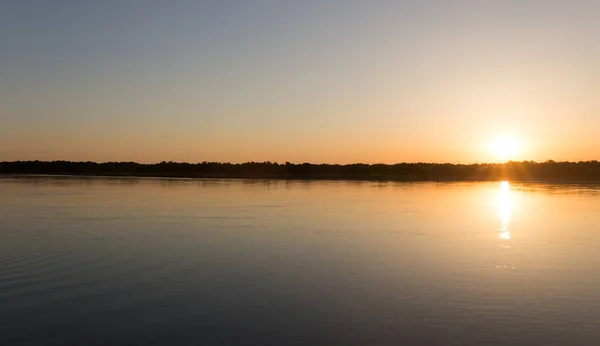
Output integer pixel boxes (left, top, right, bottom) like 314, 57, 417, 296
497, 181, 512, 241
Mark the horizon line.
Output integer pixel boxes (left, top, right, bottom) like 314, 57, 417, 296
3, 159, 600, 166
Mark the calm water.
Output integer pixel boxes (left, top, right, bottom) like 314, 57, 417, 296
2, 177, 600, 345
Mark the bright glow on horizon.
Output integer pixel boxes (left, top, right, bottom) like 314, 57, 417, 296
489, 137, 520, 162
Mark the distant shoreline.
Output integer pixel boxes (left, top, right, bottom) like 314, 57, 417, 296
1, 160, 600, 183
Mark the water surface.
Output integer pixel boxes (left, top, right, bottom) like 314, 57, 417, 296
2, 177, 600, 345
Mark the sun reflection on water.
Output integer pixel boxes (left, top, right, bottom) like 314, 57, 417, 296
497, 181, 512, 240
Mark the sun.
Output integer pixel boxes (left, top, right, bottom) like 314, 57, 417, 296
489, 137, 519, 161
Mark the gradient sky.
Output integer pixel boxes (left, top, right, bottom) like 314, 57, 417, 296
2, 0, 599, 163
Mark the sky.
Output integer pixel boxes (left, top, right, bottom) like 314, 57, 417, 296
1, 0, 599, 164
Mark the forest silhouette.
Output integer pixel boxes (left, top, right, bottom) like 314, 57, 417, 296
1, 160, 600, 182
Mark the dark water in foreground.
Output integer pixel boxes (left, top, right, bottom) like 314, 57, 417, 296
2, 176, 600, 345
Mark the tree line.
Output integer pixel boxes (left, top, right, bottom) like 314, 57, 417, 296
1, 160, 600, 182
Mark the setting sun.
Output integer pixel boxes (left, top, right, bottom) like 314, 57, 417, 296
489, 137, 520, 161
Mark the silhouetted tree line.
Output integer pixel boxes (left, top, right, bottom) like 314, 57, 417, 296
1, 160, 600, 182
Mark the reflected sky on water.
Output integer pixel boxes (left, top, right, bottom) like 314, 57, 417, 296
2, 177, 600, 345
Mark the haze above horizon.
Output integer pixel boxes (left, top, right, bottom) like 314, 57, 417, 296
2, 1, 599, 164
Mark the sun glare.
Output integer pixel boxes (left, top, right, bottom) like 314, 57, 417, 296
489, 137, 519, 162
